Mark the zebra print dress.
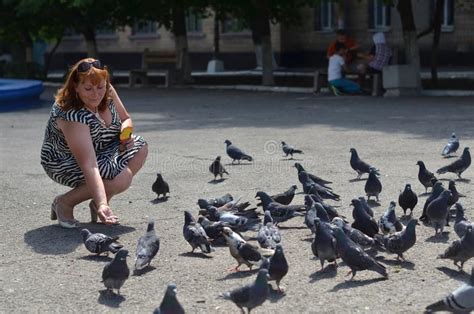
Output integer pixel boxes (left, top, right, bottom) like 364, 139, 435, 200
40, 100, 146, 187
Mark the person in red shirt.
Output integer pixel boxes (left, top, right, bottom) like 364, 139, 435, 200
326, 29, 360, 72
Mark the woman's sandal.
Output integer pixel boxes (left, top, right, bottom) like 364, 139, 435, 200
51, 198, 79, 229
89, 201, 119, 225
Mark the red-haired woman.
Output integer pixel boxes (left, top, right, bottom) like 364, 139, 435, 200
41, 58, 148, 228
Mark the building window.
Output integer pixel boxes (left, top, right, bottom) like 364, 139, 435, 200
132, 20, 158, 35
186, 13, 203, 33
96, 25, 116, 36
222, 17, 249, 33
369, 0, 391, 30
442, 0, 454, 31
63, 27, 80, 37
314, 1, 337, 31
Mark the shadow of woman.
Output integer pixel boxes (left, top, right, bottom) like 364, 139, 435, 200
24, 224, 136, 255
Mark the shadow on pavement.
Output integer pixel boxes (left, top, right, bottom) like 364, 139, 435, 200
97, 290, 125, 308
217, 268, 259, 281
329, 277, 387, 292
24, 224, 135, 255
309, 264, 338, 283
425, 232, 450, 243
436, 266, 471, 283
77, 255, 113, 262
376, 256, 415, 270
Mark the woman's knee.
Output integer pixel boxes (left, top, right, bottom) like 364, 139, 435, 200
129, 144, 148, 175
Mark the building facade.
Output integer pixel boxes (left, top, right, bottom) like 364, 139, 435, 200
48, 0, 474, 71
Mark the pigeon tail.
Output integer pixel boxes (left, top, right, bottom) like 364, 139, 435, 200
200, 243, 213, 253
242, 154, 253, 161
370, 261, 388, 278
436, 166, 449, 175
425, 299, 447, 312
109, 242, 124, 254
147, 220, 155, 232
292, 149, 304, 154
369, 167, 380, 176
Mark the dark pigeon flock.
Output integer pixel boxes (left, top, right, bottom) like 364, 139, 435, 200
73, 136, 472, 312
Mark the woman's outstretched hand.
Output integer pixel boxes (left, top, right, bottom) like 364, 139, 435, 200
97, 204, 119, 225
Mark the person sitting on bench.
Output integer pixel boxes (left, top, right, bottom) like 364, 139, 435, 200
357, 32, 392, 86
328, 42, 362, 95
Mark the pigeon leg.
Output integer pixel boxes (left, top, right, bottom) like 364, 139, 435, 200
229, 264, 241, 272
344, 270, 355, 281
117, 289, 121, 296
276, 281, 285, 293
397, 254, 406, 262
457, 173, 462, 179
376, 195, 379, 202
356, 173, 362, 180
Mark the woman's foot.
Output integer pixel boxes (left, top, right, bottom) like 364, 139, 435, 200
89, 201, 119, 225
51, 196, 78, 228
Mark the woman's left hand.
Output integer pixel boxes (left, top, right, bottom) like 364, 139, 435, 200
123, 137, 134, 150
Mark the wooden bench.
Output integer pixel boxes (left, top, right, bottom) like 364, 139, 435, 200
129, 49, 176, 87
313, 70, 383, 96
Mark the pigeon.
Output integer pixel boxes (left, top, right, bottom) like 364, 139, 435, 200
153, 283, 185, 314
305, 195, 330, 222
225, 140, 253, 164
332, 227, 388, 280
197, 194, 234, 209
269, 185, 298, 205
282, 141, 303, 158
351, 198, 379, 237
437, 147, 471, 179
426, 190, 451, 236
311, 219, 338, 270
378, 201, 404, 235
441, 132, 460, 157
299, 171, 339, 200
447, 180, 460, 208
332, 217, 376, 249
209, 156, 229, 181
81, 229, 123, 256
365, 169, 382, 202
134, 220, 161, 271
420, 181, 445, 223
183, 211, 213, 254
197, 216, 228, 241
152, 173, 170, 199
222, 227, 272, 271
294, 162, 332, 187
425, 266, 474, 313
102, 249, 130, 295
310, 193, 346, 221
438, 225, 474, 271
255, 191, 304, 226
257, 211, 282, 249
206, 206, 261, 232
398, 184, 418, 216
454, 203, 473, 238
378, 219, 418, 261
349, 148, 379, 179
416, 161, 437, 193
358, 197, 374, 217
261, 244, 289, 293
219, 269, 269, 313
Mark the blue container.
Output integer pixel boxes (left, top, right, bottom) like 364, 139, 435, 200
0, 78, 44, 102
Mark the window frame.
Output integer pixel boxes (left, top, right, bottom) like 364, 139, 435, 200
373, 0, 390, 30
441, 0, 455, 32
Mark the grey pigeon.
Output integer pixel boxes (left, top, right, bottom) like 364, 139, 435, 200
351, 198, 379, 237
441, 132, 460, 157
81, 229, 123, 256
438, 225, 474, 271
358, 196, 374, 217
304, 196, 320, 233
209, 156, 229, 181
197, 194, 233, 209
270, 185, 298, 205
349, 148, 379, 179
417, 161, 437, 193
365, 169, 382, 202
206, 206, 261, 232
219, 269, 269, 313
304, 195, 330, 223
447, 180, 460, 208
311, 219, 338, 270
282, 141, 303, 158
299, 171, 339, 201
152, 173, 170, 199
102, 249, 130, 295
294, 162, 332, 187
454, 203, 473, 238
333, 227, 388, 280
398, 184, 418, 216
420, 181, 445, 223
425, 266, 474, 313
378, 201, 404, 235
222, 227, 272, 271
332, 217, 376, 249
197, 216, 227, 241
310, 193, 346, 221
426, 190, 451, 236
134, 220, 160, 271
261, 244, 289, 293
379, 219, 418, 261
437, 147, 471, 179
183, 211, 213, 254
255, 191, 304, 226
257, 211, 282, 249
153, 283, 185, 314
225, 140, 253, 164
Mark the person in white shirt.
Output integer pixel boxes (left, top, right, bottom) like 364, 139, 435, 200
327, 42, 362, 94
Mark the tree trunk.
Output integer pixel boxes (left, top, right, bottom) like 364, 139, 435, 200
431, 0, 444, 87
251, 0, 274, 86
213, 14, 220, 59
21, 29, 34, 78
172, 6, 192, 84
44, 35, 63, 79
396, 0, 421, 91
82, 27, 98, 58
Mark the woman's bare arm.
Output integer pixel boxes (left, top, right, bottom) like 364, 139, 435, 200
109, 84, 132, 131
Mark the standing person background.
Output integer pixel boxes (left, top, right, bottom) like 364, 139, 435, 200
327, 29, 360, 72
40, 58, 148, 228
357, 32, 392, 85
